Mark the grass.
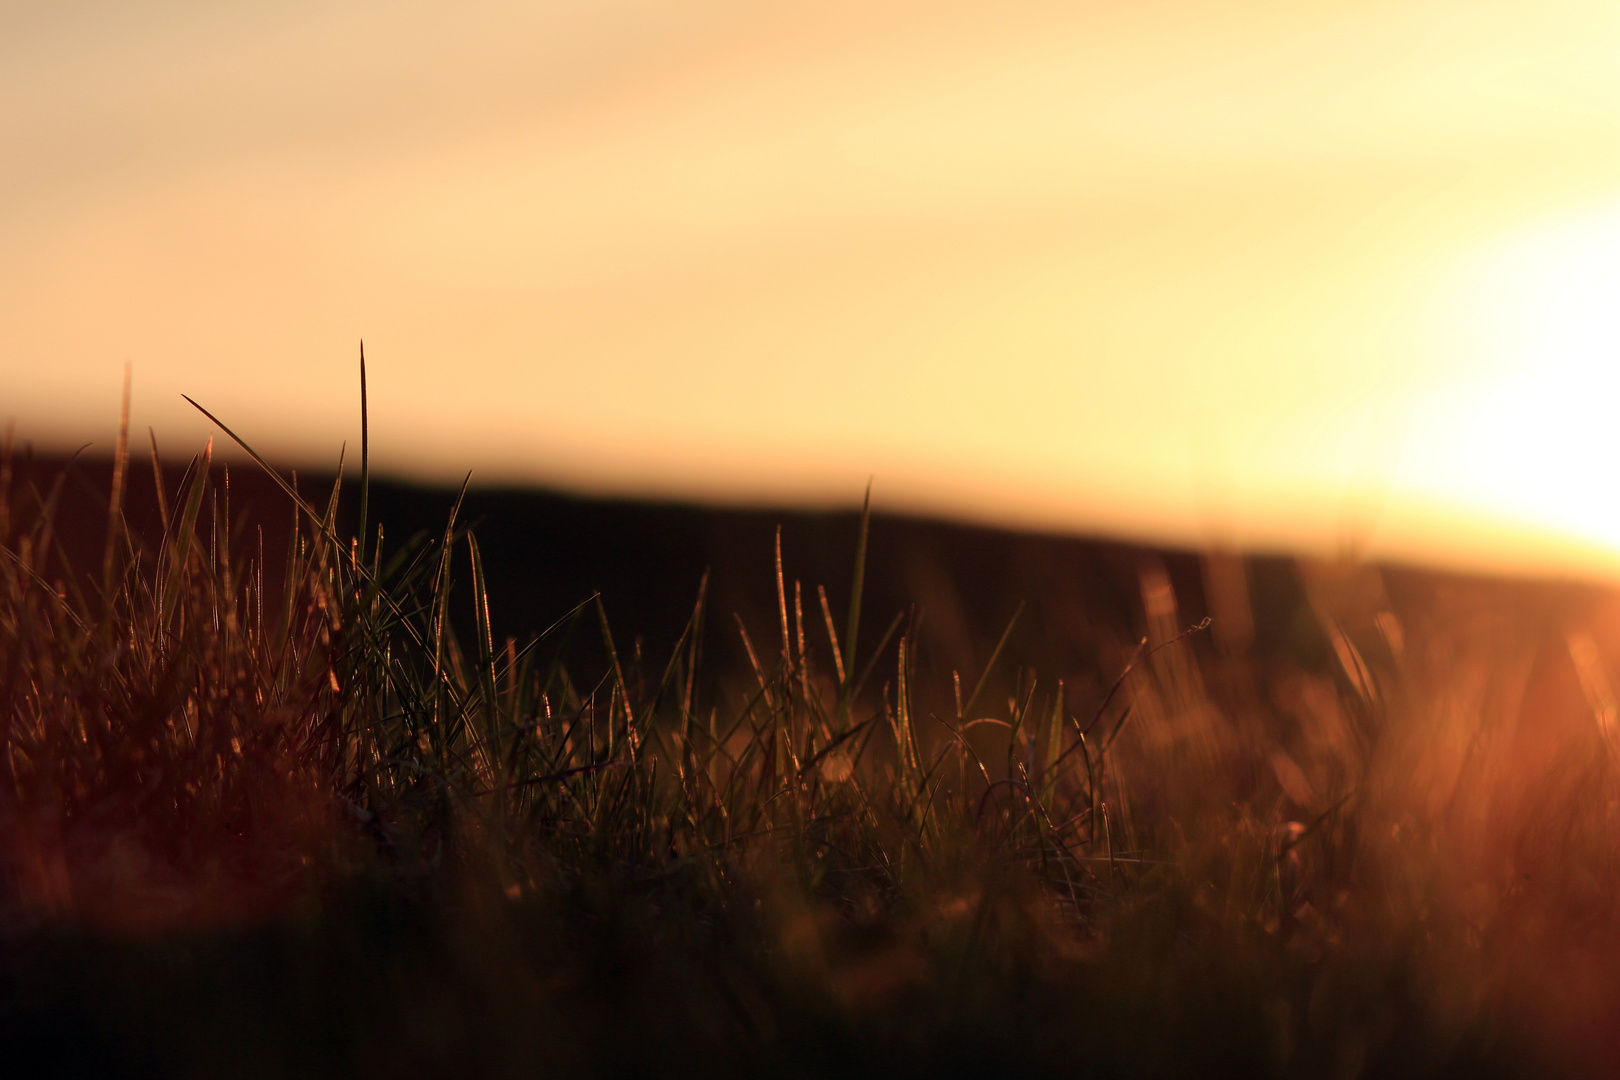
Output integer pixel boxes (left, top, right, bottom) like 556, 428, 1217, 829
4, 377, 1620, 1077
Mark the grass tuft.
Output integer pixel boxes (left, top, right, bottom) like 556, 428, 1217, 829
2, 378, 1620, 1076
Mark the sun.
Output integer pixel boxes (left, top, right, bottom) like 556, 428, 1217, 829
1399, 201, 1620, 564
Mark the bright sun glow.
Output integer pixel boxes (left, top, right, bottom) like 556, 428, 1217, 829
1400, 204, 1620, 567
4, 0, 1620, 578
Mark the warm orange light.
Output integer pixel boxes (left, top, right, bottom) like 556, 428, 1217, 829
3, 1, 1620, 577
1400, 203, 1620, 571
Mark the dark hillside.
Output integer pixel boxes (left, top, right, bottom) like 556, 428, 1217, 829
16, 450, 1606, 731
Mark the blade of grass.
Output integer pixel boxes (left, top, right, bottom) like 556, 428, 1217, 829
596, 595, 637, 758
357, 342, 370, 562
184, 396, 329, 544
849, 609, 906, 704
1078, 617, 1211, 741
101, 364, 131, 606
320, 445, 345, 560
148, 428, 170, 534
818, 585, 845, 687
960, 601, 1024, 721
160, 439, 210, 627
683, 570, 708, 724
430, 473, 472, 749
775, 526, 790, 663
841, 480, 871, 700
468, 532, 500, 772
1041, 681, 1064, 805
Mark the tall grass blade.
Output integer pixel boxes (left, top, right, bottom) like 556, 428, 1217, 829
818, 584, 845, 686
775, 526, 790, 662
160, 439, 210, 628
596, 595, 636, 758
183, 396, 325, 540
147, 428, 170, 534
841, 480, 871, 700
357, 342, 369, 562
101, 364, 131, 605
320, 446, 345, 553
683, 570, 708, 724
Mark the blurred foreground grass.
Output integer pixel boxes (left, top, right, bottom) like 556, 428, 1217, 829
4, 393, 1620, 1077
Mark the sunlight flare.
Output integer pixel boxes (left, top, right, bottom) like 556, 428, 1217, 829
1402, 202, 1620, 560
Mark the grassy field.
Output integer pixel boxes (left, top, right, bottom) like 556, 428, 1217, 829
5, 396, 1620, 1077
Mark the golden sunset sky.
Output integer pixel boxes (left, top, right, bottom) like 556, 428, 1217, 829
5, 0, 1620, 576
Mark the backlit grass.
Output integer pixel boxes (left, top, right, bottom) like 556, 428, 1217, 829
3, 376, 1620, 1077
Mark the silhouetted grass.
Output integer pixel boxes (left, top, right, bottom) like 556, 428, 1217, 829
3, 374, 1619, 1077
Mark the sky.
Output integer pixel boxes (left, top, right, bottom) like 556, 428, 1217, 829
5, 0, 1620, 578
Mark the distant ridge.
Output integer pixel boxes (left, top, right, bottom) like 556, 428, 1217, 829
12, 452, 1608, 718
